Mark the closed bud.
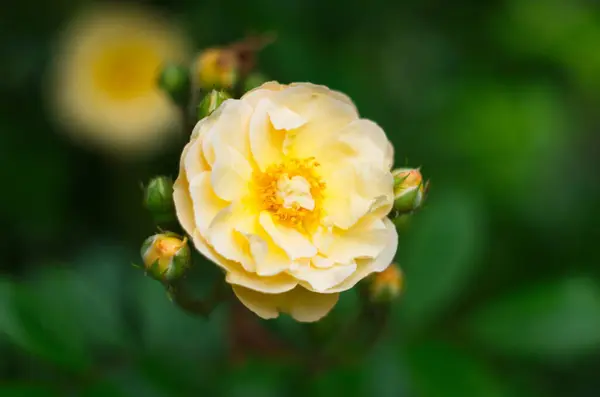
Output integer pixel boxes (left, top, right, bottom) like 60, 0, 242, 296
369, 264, 403, 303
141, 233, 191, 283
143, 176, 175, 224
158, 63, 191, 106
392, 168, 428, 214
197, 90, 230, 120
193, 48, 239, 90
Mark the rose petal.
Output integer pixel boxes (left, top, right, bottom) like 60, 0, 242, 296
320, 165, 373, 230
232, 285, 339, 322
249, 98, 285, 171
241, 81, 286, 107
173, 170, 195, 236
259, 211, 317, 260
210, 146, 253, 201
207, 205, 257, 272
291, 260, 357, 292
243, 231, 291, 277
226, 268, 297, 294
313, 216, 389, 264
325, 217, 398, 293
268, 104, 306, 131
188, 171, 227, 236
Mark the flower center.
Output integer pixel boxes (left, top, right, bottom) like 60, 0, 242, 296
91, 39, 161, 101
253, 158, 325, 228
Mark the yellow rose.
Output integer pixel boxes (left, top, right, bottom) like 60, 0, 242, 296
173, 82, 398, 322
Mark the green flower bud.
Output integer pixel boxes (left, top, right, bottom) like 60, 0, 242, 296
158, 63, 191, 106
143, 176, 175, 224
392, 168, 428, 214
140, 233, 191, 283
197, 90, 231, 120
368, 263, 403, 303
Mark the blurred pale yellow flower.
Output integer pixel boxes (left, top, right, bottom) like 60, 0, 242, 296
46, 4, 191, 156
173, 82, 398, 322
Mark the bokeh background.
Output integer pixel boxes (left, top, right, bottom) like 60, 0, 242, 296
2, 0, 600, 395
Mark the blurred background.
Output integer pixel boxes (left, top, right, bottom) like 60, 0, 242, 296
2, 0, 600, 395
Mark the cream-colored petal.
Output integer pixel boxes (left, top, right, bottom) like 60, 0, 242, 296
241, 81, 286, 108
321, 165, 373, 230
232, 285, 339, 322
312, 255, 335, 269
210, 99, 253, 160
267, 105, 306, 130
325, 217, 398, 293
249, 98, 285, 171
231, 285, 280, 319
289, 82, 357, 112
189, 229, 228, 268
259, 211, 317, 260
183, 135, 209, 177
336, 119, 394, 170
173, 171, 195, 236
292, 260, 357, 292
269, 85, 358, 160
314, 217, 389, 264
355, 164, 394, 219
226, 262, 298, 294
284, 287, 339, 322
244, 232, 291, 277
188, 171, 227, 235
210, 146, 252, 201
207, 206, 257, 272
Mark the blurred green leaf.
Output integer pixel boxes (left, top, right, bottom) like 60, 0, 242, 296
466, 277, 600, 359
407, 340, 509, 397
397, 188, 484, 329
2, 246, 131, 370
0, 384, 59, 397
133, 270, 227, 360
5, 269, 92, 370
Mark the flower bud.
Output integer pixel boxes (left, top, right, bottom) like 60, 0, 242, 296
197, 90, 231, 120
193, 48, 239, 90
141, 233, 191, 282
143, 176, 175, 224
369, 264, 403, 303
392, 168, 428, 214
157, 63, 191, 106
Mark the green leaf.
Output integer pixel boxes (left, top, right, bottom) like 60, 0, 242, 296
466, 277, 600, 358
2, 246, 131, 370
5, 269, 92, 370
407, 340, 509, 397
133, 271, 227, 360
397, 188, 485, 329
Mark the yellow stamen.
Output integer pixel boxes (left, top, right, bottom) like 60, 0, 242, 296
253, 157, 325, 228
